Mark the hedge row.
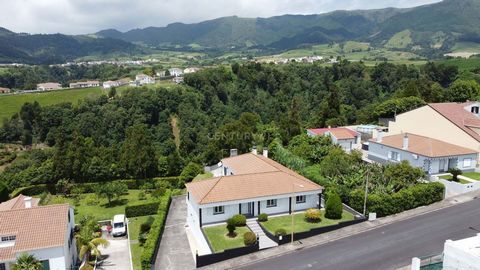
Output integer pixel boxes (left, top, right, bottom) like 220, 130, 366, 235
140, 190, 172, 270
9, 177, 180, 198
125, 202, 160, 218
348, 182, 445, 217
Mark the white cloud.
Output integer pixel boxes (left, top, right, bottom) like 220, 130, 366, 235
0, 0, 441, 34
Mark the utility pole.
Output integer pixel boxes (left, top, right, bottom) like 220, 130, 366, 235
363, 168, 369, 216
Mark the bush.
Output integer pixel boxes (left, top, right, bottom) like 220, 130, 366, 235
304, 208, 321, 223
274, 228, 287, 237
10, 184, 52, 198
0, 182, 9, 203
179, 162, 204, 183
243, 231, 257, 246
226, 218, 236, 237
231, 214, 246, 226
83, 194, 99, 206
139, 233, 147, 246
325, 192, 343, 219
125, 202, 160, 218
257, 213, 268, 222
140, 190, 172, 270
448, 168, 462, 182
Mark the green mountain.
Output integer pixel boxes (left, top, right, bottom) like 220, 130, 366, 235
0, 31, 142, 64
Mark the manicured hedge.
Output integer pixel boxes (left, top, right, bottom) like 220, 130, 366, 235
348, 182, 444, 217
125, 202, 160, 218
9, 177, 180, 197
140, 190, 172, 270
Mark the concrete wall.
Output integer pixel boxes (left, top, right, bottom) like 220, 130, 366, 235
389, 105, 480, 152
443, 237, 480, 270
434, 177, 480, 195
368, 141, 478, 174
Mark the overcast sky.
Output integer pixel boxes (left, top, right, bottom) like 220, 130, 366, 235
0, 0, 441, 35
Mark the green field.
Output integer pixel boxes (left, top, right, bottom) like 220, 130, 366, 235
451, 42, 480, 53
385, 30, 413, 49
129, 215, 155, 270
437, 57, 480, 71
0, 82, 177, 124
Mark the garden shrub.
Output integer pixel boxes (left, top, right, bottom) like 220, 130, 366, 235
10, 184, 52, 198
226, 218, 236, 237
243, 231, 257, 246
83, 194, 99, 206
448, 168, 462, 182
304, 208, 321, 223
0, 182, 9, 202
140, 190, 172, 270
231, 214, 246, 226
275, 228, 287, 237
125, 202, 160, 218
140, 217, 155, 234
325, 192, 343, 219
257, 213, 268, 222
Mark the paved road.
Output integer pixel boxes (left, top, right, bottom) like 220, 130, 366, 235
240, 198, 480, 270
155, 196, 195, 270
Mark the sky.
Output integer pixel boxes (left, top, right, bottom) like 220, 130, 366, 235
0, 0, 441, 35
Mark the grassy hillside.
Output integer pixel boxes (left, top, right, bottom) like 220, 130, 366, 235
385, 30, 413, 49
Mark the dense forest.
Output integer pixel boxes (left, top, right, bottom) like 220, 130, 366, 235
0, 60, 479, 194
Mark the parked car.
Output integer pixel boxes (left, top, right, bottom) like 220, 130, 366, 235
112, 214, 127, 237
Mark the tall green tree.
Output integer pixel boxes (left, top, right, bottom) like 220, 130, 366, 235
120, 124, 158, 178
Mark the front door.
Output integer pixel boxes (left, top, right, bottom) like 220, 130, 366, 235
246, 202, 254, 217
439, 159, 446, 173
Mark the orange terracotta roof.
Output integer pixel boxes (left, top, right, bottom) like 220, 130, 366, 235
307, 127, 358, 140
0, 204, 70, 261
0, 195, 39, 211
186, 154, 322, 205
429, 102, 480, 142
370, 133, 478, 158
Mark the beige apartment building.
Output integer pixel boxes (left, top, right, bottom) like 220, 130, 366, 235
388, 102, 480, 154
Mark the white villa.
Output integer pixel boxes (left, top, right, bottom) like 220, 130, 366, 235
185, 151, 323, 228
307, 127, 361, 152
0, 195, 77, 270
168, 68, 183, 77
135, 74, 155, 85
368, 133, 478, 174
36, 82, 61, 91
69, 81, 100, 89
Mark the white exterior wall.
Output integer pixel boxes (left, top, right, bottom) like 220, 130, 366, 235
443, 236, 480, 270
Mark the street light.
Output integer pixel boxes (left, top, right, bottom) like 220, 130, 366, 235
291, 183, 304, 244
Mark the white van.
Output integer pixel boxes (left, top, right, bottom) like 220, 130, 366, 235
112, 214, 127, 237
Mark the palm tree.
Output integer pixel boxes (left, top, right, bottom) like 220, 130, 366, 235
11, 253, 43, 270
75, 227, 110, 263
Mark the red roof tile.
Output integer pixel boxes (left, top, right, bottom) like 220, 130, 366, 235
307, 127, 358, 140
429, 102, 480, 142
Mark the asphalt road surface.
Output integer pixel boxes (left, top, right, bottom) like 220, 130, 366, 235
240, 198, 480, 270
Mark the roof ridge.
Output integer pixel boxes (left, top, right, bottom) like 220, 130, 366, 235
0, 203, 69, 213
199, 177, 223, 204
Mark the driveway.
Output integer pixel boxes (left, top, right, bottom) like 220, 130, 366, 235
154, 195, 195, 270
97, 236, 131, 270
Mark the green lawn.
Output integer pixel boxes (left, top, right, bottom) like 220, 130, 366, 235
438, 174, 470, 184
44, 189, 158, 221
203, 225, 252, 253
460, 172, 480, 181
261, 210, 354, 235
128, 215, 155, 270
193, 172, 213, 182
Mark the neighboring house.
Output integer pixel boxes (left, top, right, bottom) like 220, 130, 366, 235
102, 80, 119, 89
183, 67, 200, 74
389, 102, 480, 155
0, 194, 39, 211
186, 152, 323, 228
307, 127, 360, 152
168, 68, 183, 77
368, 133, 478, 174
0, 197, 77, 270
156, 71, 166, 78
37, 82, 61, 91
0, 87, 11, 94
172, 77, 184, 84
135, 74, 155, 85
69, 81, 100, 88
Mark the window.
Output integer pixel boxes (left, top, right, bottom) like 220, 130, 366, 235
389, 151, 400, 161
463, 158, 472, 168
213, 206, 224, 215
0, 263, 5, 270
1, 235, 15, 242
266, 199, 277, 208
41, 260, 50, 270
471, 106, 479, 114
296, 195, 306, 204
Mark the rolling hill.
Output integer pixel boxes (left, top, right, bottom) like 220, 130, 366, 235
1, 0, 480, 64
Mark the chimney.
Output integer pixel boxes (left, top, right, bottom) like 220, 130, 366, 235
251, 146, 257, 155
263, 149, 268, 157
229, 149, 238, 157
376, 131, 383, 143
402, 133, 409, 150
24, 196, 32, 208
